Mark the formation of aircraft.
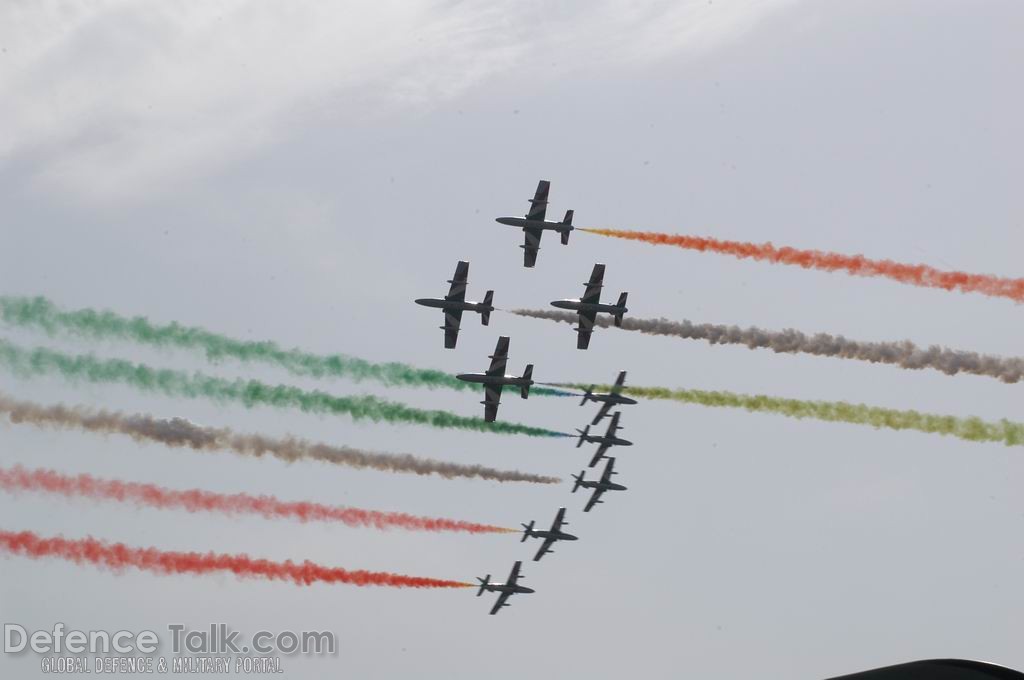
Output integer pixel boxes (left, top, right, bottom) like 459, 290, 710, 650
521, 507, 578, 561
495, 180, 574, 268
414, 260, 494, 349
456, 336, 534, 422
572, 457, 628, 512
418, 183, 638, 615
550, 263, 628, 349
576, 411, 633, 467
580, 370, 637, 424
476, 561, 534, 615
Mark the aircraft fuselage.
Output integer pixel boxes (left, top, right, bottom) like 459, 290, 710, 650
578, 480, 628, 492
582, 435, 633, 447
496, 217, 573, 232
585, 393, 638, 406
481, 583, 535, 595
456, 373, 533, 387
529, 530, 578, 542
414, 298, 493, 313
550, 299, 627, 315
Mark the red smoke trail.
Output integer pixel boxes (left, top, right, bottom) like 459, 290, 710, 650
581, 228, 1024, 302
0, 466, 514, 535
0, 529, 472, 588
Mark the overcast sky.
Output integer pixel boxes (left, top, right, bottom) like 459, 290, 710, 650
2, 1, 1023, 678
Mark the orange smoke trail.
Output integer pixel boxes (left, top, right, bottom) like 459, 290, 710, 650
0, 529, 473, 588
581, 228, 1024, 302
0, 465, 513, 535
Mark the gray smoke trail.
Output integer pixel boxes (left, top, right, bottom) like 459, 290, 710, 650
512, 309, 1024, 384
0, 394, 559, 484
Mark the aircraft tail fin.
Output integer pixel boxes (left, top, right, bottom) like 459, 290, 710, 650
576, 425, 589, 448
476, 575, 490, 597
571, 472, 585, 493
579, 387, 593, 406
520, 365, 533, 398
520, 521, 534, 542
480, 291, 493, 325
614, 292, 628, 327
560, 211, 573, 245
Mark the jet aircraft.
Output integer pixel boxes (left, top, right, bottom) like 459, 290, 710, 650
572, 457, 627, 512
521, 507, 578, 562
576, 411, 633, 467
414, 260, 494, 349
580, 370, 637, 424
495, 180, 574, 268
550, 263, 628, 349
456, 336, 533, 422
476, 561, 534, 615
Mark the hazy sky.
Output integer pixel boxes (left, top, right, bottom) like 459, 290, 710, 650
2, 2, 1023, 678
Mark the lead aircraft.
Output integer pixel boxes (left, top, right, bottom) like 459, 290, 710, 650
495, 180, 574, 268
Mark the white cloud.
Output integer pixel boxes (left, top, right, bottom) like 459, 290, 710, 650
0, 0, 800, 200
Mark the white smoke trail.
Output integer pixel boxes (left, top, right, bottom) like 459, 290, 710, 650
512, 309, 1024, 383
0, 394, 559, 484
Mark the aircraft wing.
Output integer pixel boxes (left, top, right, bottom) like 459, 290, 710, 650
550, 507, 567, 532
526, 180, 549, 221
581, 263, 605, 304
506, 560, 523, 585
600, 457, 617, 483
533, 536, 557, 561
445, 261, 469, 302
583, 486, 606, 512
489, 591, 512, 615
588, 441, 611, 468
605, 411, 622, 437
522, 227, 543, 268
612, 370, 627, 391
590, 400, 613, 425
443, 309, 463, 349
576, 310, 596, 350
484, 384, 503, 422
486, 337, 510, 376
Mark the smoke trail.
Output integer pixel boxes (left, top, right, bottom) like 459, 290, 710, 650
513, 309, 1024, 384
580, 228, 1024, 303
0, 529, 472, 588
0, 394, 560, 484
0, 296, 571, 397
0, 339, 566, 438
0, 465, 516, 534
565, 383, 1024, 447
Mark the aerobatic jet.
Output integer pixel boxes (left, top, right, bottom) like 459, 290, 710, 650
476, 561, 534, 615
550, 263, 628, 349
456, 336, 533, 422
580, 370, 637, 424
520, 507, 578, 562
572, 457, 627, 512
495, 180, 574, 268
414, 260, 494, 349
576, 411, 632, 467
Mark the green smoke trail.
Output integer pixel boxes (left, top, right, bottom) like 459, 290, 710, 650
567, 383, 1024, 447
0, 339, 566, 438
0, 296, 572, 397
